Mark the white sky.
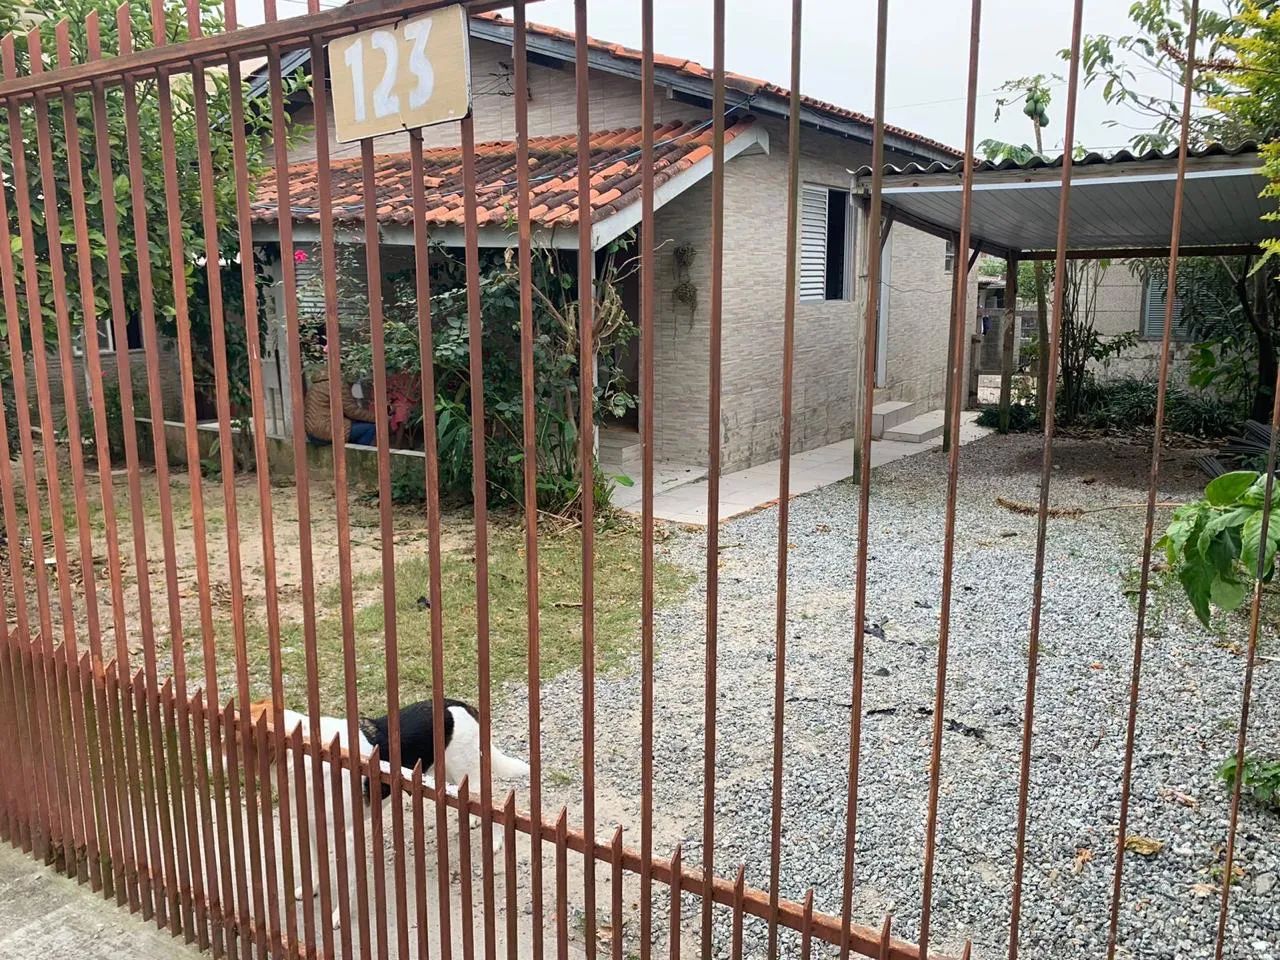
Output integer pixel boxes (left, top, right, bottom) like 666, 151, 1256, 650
235, 0, 1226, 154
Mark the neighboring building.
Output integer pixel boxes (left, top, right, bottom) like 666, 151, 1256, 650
1089, 263, 1195, 383
249, 12, 963, 473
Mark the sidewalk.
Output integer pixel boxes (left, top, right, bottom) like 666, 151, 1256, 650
617, 411, 990, 525
0, 842, 196, 959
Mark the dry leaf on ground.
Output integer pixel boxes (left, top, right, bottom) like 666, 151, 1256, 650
1124, 835, 1165, 856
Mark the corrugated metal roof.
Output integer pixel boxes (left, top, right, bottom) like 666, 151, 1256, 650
854, 140, 1261, 179
854, 141, 1274, 256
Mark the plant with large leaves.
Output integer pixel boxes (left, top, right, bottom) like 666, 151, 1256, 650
1159, 469, 1280, 626
0, 0, 306, 411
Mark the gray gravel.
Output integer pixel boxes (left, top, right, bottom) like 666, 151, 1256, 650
495, 433, 1279, 960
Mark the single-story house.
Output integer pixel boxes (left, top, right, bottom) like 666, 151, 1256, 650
248, 11, 969, 474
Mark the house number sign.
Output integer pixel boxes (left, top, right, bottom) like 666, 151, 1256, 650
329, 5, 471, 144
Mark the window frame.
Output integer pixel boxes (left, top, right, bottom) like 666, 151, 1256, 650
798, 182, 855, 303
1140, 273, 1191, 342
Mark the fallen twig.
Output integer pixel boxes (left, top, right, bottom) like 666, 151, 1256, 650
996, 495, 1184, 519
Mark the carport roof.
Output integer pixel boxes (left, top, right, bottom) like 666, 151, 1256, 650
852, 141, 1277, 259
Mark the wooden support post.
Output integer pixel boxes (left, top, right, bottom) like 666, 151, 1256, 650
998, 255, 1019, 433
943, 245, 980, 453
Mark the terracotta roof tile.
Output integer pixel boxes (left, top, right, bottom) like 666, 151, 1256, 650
253, 118, 756, 230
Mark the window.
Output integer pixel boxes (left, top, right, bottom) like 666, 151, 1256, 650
944, 238, 956, 273
78, 312, 144, 356
1141, 274, 1190, 341
799, 184, 851, 301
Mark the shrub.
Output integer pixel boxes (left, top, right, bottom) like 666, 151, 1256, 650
1220, 753, 1280, 812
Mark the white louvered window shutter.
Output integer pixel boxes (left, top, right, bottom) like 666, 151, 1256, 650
799, 185, 828, 301
1142, 274, 1188, 340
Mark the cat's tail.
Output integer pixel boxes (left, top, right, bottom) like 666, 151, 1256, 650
490, 745, 531, 780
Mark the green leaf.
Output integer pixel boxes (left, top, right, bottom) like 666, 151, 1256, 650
1240, 510, 1280, 578
1209, 575, 1248, 612
1204, 505, 1254, 536
1205, 471, 1258, 506
1178, 561, 1214, 627
1239, 474, 1277, 508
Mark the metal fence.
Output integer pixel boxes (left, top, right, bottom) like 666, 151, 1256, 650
0, 1, 1266, 960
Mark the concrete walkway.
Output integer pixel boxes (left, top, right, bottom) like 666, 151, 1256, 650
616, 411, 990, 525
0, 842, 196, 959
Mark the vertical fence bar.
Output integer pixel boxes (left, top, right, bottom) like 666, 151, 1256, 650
190, 694, 227, 958
917, 1, 983, 954
458, 111, 498, 960
253, 712, 283, 960
0, 174, 40, 861
290, 723, 316, 960
130, 667, 169, 929
357, 127, 406, 960
115, 12, 192, 930
223, 702, 254, 960
221, 5, 300, 953
176, 0, 253, 943
27, 26, 103, 894
571, 5, 598, 955
367, 746, 388, 960
412, 762, 430, 960
84, 14, 155, 918
730, 866, 746, 960
307, 10, 374, 950
1006, 5, 1089, 957
507, 793, 521, 960
800, 892, 814, 960
414, 773, 435, 960
511, 9, 545, 960
555, 807, 568, 960
1093, 5, 1200, 959
265, 7, 336, 956
0, 31, 73, 876
140, 2, 234, 939
637, 4, 656, 960
459, 778, 476, 960
839, 2, 887, 953
668, 844, 682, 960
406, 122, 454, 960
0, 590, 30, 854
768, 2, 802, 957
701, 3, 727, 956
329, 732, 354, 960
107, 660, 148, 919
53, 22, 133, 910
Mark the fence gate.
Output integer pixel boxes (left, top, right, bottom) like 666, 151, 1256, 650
0, 2, 1263, 960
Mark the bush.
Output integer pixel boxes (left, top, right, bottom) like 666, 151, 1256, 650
977, 377, 1244, 439
1220, 753, 1280, 812
975, 402, 1040, 432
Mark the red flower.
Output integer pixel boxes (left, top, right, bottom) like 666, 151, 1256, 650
294, 249, 309, 264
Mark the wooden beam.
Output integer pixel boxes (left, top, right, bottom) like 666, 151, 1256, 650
1018, 243, 1261, 261
998, 255, 1019, 433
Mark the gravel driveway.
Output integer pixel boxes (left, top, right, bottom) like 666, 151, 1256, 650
494, 432, 1279, 960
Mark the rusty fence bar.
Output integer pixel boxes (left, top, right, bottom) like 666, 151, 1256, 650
0, 3, 1255, 960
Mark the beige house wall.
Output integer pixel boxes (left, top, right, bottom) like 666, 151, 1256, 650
277, 38, 959, 472
1070, 261, 1193, 384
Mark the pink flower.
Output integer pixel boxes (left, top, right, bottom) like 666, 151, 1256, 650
294, 249, 309, 264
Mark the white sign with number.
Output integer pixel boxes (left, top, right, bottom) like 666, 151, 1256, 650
328, 5, 471, 144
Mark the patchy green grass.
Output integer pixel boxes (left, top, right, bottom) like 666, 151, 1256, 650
189, 518, 689, 717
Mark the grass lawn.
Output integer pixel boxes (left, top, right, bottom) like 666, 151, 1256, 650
188, 517, 688, 717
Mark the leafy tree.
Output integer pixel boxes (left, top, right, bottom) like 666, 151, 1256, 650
979, 75, 1057, 414
0, 0, 305, 411
1077, 1, 1280, 422
307, 236, 640, 514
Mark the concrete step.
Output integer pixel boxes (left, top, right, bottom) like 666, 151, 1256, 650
871, 399, 924, 439
598, 427, 641, 469
882, 409, 946, 443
